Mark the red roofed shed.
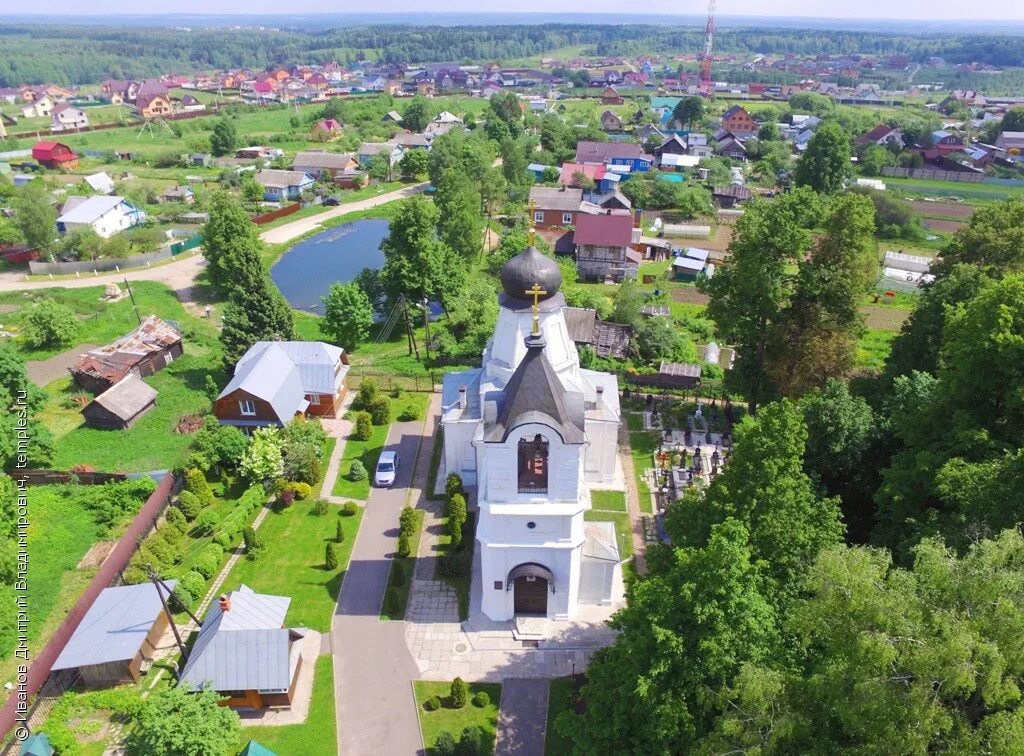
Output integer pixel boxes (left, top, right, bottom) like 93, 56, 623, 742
33, 141, 79, 170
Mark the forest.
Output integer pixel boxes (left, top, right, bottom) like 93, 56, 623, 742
2, 22, 1024, 86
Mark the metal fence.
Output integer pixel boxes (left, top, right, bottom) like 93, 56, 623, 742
0, 473, 179, 743
27, 232, 201, 276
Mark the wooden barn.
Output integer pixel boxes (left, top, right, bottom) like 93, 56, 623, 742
82, 374, 157, 430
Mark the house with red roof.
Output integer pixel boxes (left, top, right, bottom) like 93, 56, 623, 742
573, 211, 640, 282
857, 124, 904, 149
32, 141, 79, 170
310, 118, 344, 140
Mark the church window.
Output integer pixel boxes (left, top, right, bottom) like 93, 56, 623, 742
518, 434, 549, 494
527, 521, 536, 529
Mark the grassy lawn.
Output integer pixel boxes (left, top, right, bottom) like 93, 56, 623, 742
627, 425, 658, 515
414, 680, 502, 755
381, 507, 424, 620
545, 677, 575, 756
219, 499, 364, 632
857, 328, 898, 371
45, 353, 219, 472
237, 656, 337, 756
332, 393, 430, 501
590, 490, 627, 512
0, 484, 147, 685
585, 509, 634, 560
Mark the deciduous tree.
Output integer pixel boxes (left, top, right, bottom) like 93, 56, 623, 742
321, 282, 373, 351
794, 121, 851, 194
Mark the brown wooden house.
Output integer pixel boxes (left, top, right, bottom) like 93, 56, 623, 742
215, 341, 349, 429
82, 374, 157, 430
528, 186, 583, 229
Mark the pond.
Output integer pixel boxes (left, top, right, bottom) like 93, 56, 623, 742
270, 218, 390, 313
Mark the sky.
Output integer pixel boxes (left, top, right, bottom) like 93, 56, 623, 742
0, 0, 1019, 21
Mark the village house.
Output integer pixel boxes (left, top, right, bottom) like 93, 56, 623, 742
180, 588, 305, 710
563, 306, 632, 359
50, 103, 89, 131
712, 185, 753, 208
358, 141, 404, 167
528, 186, 583, 229
32, 140, 78, 169
652, 134, 689, 160
136, 93, 172, 119
310, 118, 344, 139
575, 141, 654, 172
291, 151, 358, 179
716, 136, 747, 160
600, 110, 623, 131
214, 340, 350, 429
600, 85, 624, 105
721, 105, 757, 137
57, 195, 147, 238
995, 131, 1024, 153
931, 130, 967, 155
574, 211, 639, 282
50, 582, 175, 687
21, 96, 53, 119
394, 132, 431, 150
158, 185, 196, 204
559, 162, 620, 194
82, 374, 158, 430
857, 124, 904, 149
70, 316, 183, 393
255, 170, 314, 201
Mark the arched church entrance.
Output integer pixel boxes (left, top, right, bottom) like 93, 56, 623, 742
508, 562, 554, 616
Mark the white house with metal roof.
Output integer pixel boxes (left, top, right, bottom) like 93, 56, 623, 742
441, 244, 624, 623
56, 195, 146, 238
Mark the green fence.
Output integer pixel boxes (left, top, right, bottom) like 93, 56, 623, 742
170, 234, 203, 255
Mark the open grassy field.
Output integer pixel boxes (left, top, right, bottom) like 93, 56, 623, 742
219, 498, 364, 632
414, 680, 502, 755
237, 656, 337, 756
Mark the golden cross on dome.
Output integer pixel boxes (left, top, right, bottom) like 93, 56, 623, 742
527, 199, 537, 246
527, 282, 547, 335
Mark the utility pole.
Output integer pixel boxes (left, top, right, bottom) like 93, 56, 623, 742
403, 298, 420, 361
124, 277, 141, 324
421, 297, 431, 362
147, 565, 188, 667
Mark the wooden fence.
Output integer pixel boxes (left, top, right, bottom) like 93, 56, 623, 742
252, 203, 301, 225
0, 473, 178, 744
15, 470, 128, 486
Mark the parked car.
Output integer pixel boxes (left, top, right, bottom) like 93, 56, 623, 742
375, 451, 399, 487
323, 196, 341, 206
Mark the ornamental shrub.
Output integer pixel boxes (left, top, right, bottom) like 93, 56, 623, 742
348, 460, 367, 481
243, 526, 264, 561
164, 506, 187, 532
279, 489, 295, 507
397, 406, 419, 422
455, 726, 483, 756
289, 481, 313, 501
193, 553, 219, 580
368, 396, 391, 426
195, 509, 220, 536
449, 677, 468, 709
341, 501, 358, 516
325, 542, 339, 570
170, 585, 193, 612
180, 570, 206, 599
313, 498, 329, 516
446, 494, 467, 549
177, 490, 202, 521
445, 473, 464, 500
352, 380, 379, 411
399, 506, 417, 539
184, 468, 215, 507
282, 441, 320, 485
472, 691, 490, 708
353, 411, 373, 441
336, 519, 345, 543
424, 696, 442, 712
438, 548, 472, 578
434, 731, 457, 756
396, 532, 411, 558
213, 531, 235, 550
201, 543, 224, 563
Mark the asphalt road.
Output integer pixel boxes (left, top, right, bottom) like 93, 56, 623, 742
332, 415, 429, 755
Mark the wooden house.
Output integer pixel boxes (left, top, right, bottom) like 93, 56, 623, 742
70, 316, 183, 394
82, 375, 157, 430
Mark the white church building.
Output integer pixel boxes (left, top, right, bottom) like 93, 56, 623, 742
441, 244, 623, 622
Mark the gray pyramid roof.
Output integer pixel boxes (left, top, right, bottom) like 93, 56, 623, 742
484, 335, 585, 444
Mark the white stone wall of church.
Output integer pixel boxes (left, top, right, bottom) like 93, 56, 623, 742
443, 421, 478, 486
480, 423, 583, 503
484, 307, 579, 384
479, 540, 583, 620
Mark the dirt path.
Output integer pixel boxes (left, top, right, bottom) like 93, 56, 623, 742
618, 422, 647, 576
26, 343, 98, 385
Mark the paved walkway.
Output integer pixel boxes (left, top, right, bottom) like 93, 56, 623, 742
494, 678, 550, 756
0, 182, 428, 294
319, 393, 357, 503
331, 410, 433, 756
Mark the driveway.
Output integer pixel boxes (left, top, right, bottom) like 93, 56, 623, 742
0, 182, 428, 294
332, 414, 431, 756
494, 678, 550, 756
